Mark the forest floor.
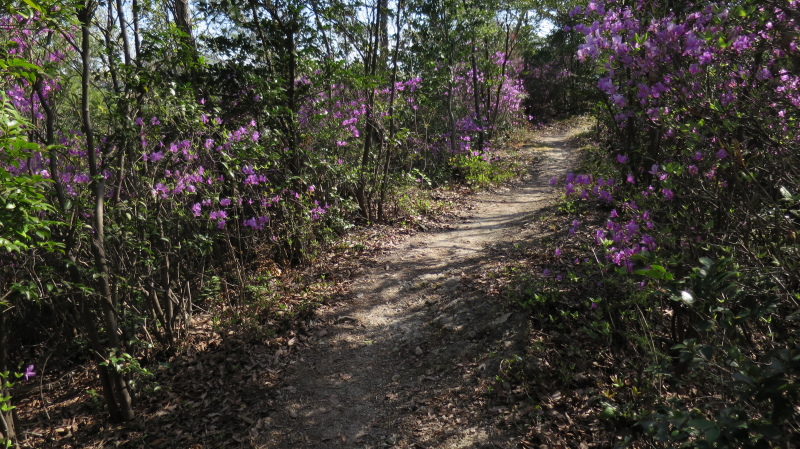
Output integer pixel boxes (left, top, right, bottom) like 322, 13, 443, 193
16, 119, 599, 448
251, 120, 590, 449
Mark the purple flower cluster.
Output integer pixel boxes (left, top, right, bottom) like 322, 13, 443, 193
562, 172, 615, 204
594, 202, 657, 272
551, 173, 658, 272
436, 54, 526, 155
557, 0, 800, 285
573, 0, 800, 151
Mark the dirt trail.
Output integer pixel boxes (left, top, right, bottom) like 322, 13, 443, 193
259, 126, 585, 448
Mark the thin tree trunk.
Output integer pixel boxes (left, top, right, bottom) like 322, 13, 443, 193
489, 15, 524, 141
378, 0, 389, 61
358, 2, 385, 220
448, 65, 458, 155
132, 0, 141, 62
37, 38, 126, 422
0, 312, 18, 446
36, 72, 117, 423
470, 45, 483, 152
173, 0, 193, 46
358, 91, 376, 221
378, 0, 403, 220
461, 0, 483, 152
308, 0, 333, 108
79, 2, 135, 421
115, 0, 132, 65
146, 284, 171, 346
264, 6, 300, 176
287, 26, 300, 175
247, 0, 275, 74
104, 1, 121, 94
35, 76, 67, 210
80, 299, 124, 422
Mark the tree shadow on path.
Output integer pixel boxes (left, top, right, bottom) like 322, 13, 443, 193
255, 128, 585, 449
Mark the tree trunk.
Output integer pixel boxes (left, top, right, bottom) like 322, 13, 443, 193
247, 0, 275, 74
287, 26, 300, 175
489, 15, 524, 141
172, 0, 194, 50
461, 0, 483, 152
358, 1, 385, 220
448, 65, 458, 155
79, 2, 135, 422
0, 312, 18, 446
115, 0, 132, 66
132, 0, 141, 61
378, 0, 389, 61
37, 68, 119, 423
378, 0, 404, 220
264, 5, 301, 176
35, 76, 67, 210
469, 44, 483, 152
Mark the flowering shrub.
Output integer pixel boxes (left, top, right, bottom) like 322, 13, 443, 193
0, 0, 532, 423
572, 0, 800, 281
435, 54, 527, 156
558, 0, 800, 445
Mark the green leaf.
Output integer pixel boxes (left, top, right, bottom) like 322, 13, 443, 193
752, 423, 783, 440
4, 58, 41, 73
705, 426, 721, 442
634, 264, 674, 281
21, 0, 44, 14
731, 372, 754, 386
0, 403, 15, 412
688, 418, 715, 430
600, 404, 618, 419
696, 320, 714, 331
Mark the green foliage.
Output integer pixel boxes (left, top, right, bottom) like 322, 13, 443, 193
519, 128, 799, 446
99, 349, 154, 392
632, 257, 796, 447
451, 153, 514, 188
552, 0, 800, 442
0, 368, 36, 448
522, 23, 595, 119
0, 94, 61, 255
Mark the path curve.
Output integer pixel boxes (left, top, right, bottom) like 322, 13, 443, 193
259, 125, 585, 448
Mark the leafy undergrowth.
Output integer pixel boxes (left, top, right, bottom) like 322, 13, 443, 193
474, 131, 800, 448
474, 196, 648, 447
9, 129, 546, 448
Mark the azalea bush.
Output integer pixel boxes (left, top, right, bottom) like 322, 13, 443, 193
572, 0, 800, 277
550, 0, 800, 445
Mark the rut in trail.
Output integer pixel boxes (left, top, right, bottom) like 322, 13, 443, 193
257, 125, 585, 449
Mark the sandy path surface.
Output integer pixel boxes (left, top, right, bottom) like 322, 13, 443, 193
259, 126, 585, 448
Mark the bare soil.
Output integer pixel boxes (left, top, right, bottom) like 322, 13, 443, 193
255, 124, 587, 448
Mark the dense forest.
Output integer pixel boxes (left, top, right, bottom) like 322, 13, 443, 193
1, 0, 798, 447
